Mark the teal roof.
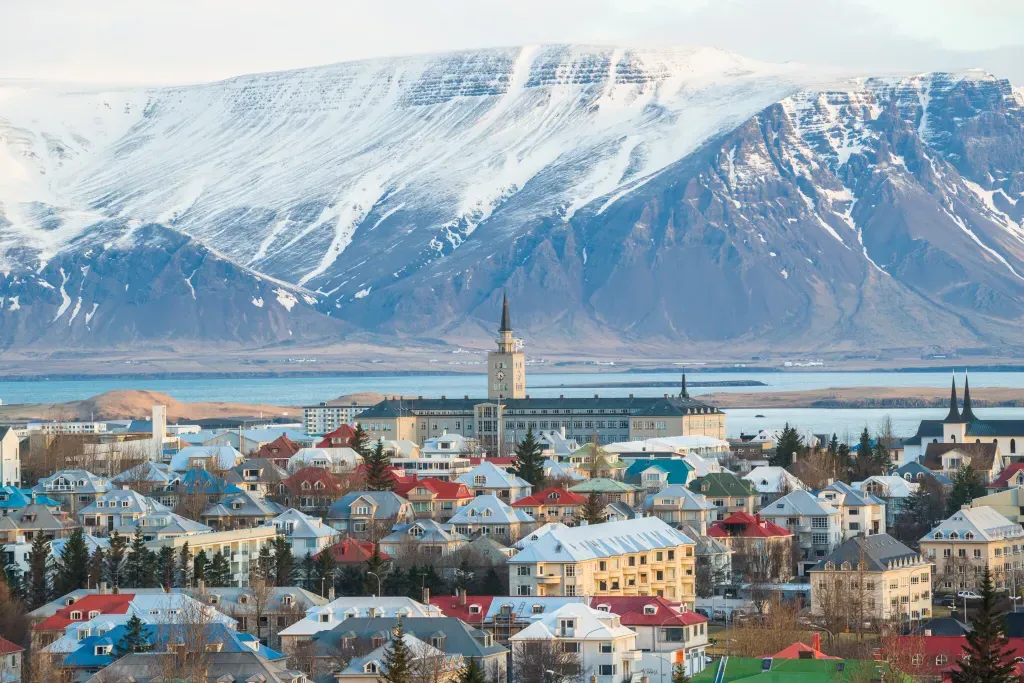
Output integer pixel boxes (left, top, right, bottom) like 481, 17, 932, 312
624, 459, 693, 486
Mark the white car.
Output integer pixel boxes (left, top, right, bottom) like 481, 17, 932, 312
956, 591, 982, 600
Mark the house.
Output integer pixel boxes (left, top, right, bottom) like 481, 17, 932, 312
536, 430, 581, 458
326, 632, 463, 683
589, 596, 710, 678
270, 508, 339, 556
278, 467, 350, 513
682, 530, 734, 587
168, 445, 245, 472
145, 525, 280, 587
0, 428, 21, 487
310, 617, 504, 683
512, 488, 587, 526
543, 459, 586, 483
110, 461, 174, 493
76, 489, 168, 534
287, 447, 361, 473
749, 428, 819, 449
227, 458, 288, 496
756, 490, 842, 575
604, 501, 638, 522
389, 441, 474, 482
892, 460, 953, 487
0, 487, 60, 515
854, 475, 919, 526
455, 462, 532, 502
447, 494, 534, 541
817, 481, 887, 539
568, 478, 643, 507
315, 425, 356, 449
276, 597, 440, 652
326, 491, 415, 539
687, 472, 758, 522
742, 466, 807, 507
644, 485, 716, 534
562, 442, 628, 480
150, 468, 241, 511
393, 477, 475, 521
0, 503, 75, 543
508, 517, 697, 604
625, 459, 693, 493
428, 595, 585, 644
0, 636, 23, 683
605, 435, 730, 462
970, 487, 1024, 524
920, 506, 1024, 593
33, 470, 111, 513
189, 585, 328, 649
922, 442, 1003, 483
118, 509, 212, 541
199, 490, 286, 529
706, 512, 793, 581
255, 436, 303, 468
421, 432, 478, 457
316, 538, 392, 565
510, 603, 643, 683
987, 462, 1024, 492
83, 650, 308, 683
810, 534, 933, 625
184, 428, 314, 455
380, 519, 469, 557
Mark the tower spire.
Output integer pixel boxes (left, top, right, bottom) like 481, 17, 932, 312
499, 291, 512, 333
961, 371, 977, 423
943, 372, 961, 423
680, 373, 689, 399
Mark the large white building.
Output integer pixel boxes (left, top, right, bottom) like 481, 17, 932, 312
0, 427, 20, 487
303, 401, 376, 435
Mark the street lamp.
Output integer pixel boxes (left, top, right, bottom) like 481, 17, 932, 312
367, 571, 382, 597
1012, 596, 1022, 614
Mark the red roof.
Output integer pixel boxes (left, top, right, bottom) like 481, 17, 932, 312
34, 594, 135, 631
394, 478, 473, 500
512, 488, 587, 508
316, 538, 392, 564
255, 435, 301, 462
282, 467, 347, 493
587, 596, 707, 626
429, 595, 494, 626
354, 463, 408, 482
770, 641, 840, 660
469, 456, 517, 468
889, 635, 1024, 676
708, 511, 793, 539
0, 637, 23, 655
316, 425, 357, 449
990, 462, 1024, 489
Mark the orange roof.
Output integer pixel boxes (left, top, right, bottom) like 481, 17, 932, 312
769, 641, 840, 660
34, 594, 135, 631
0, 637, 23, 654
316, 425, 357, 449
394, 478, 473, 500
316, 538, 392, 564
708, 511, 792, 539
256, 435, 301, 461
512, 488, 587, 507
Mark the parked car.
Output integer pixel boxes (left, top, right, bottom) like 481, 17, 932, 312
935, 595, 956, 607
695, 608, 710, 618
956, 591, 983, 600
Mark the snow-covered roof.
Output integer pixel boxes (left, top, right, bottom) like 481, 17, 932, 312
449, 494, 534, 525
510, 517, 694, 564
271, 508, 339, 539
78, 489, 167, 517
456, 461, 531, 490
278, 597, 440, 637
921, 506, 1024, 544
758, 489, 839, 518
852, 476, 918, 499
510, 603, 636, 642
513, 523, 571, 550
750, 428, 819, 447
168, 446, 243, 472
743, 466, 808, 494
644, 485, 715, 511
603, 435, 729, 454
288, 447, 361, 469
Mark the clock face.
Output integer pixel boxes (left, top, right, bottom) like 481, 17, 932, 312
496, 371, 506, 380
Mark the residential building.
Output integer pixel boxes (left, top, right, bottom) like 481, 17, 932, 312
270, 508, 339, 556
315, 425, 356, 449
922, 442, 1003, 483
604, 502, 638, 522
919, 506, 1024, 593
317, 538, 392, 566
254, 436, 302, 469
562, 442, 627, 480
512, 488, 587, 526
326, 491, 415, 539
448, 494, 534, 541
303, 401, 373, 435
189, 585, 328, 649
168, 445, 245, 472
854, 475, 918, 526
510, 603, 642, 683
644, 485, 716, 534
428, 595, 585, 645
393, 478, 474, 521
687, 472, 758, 522
706, 512, 793, 581
569, 478, 643, 507
150, 468, 241, 511
0, 502, 75, 542
199, 490, 286, 529
742, 466, 807, 507
145, 525, 280, 587
589, 596, 710, 678
749, 428, 819, 449
536, 430, 581, 459
227, 458, 288, 496
970, 487, 1024, 525
110, 461, 173, 493
389, 446, 473, 482
986, 462, 1024, 492
76, 489, 168, 534
84, 651, 308, 683
33, 470, 110, 513
180, 428, 313, 455
756, 490, 842, 575
0, 636, 23, 683
624, 459, 692, 494
0, 428, 21, 487
810, 534, 933, 625
818, 481, 887, 539
891, 460, 952, 487
287, 447, 360, 473
327, 632, 463, 683
682, 530, 733, 587
605, 435, 731, 462
118, 510, 212, 541
277, 597, 440, 652
380, 519, 469, 557
277, 467, 349, 514
0, 487, 60, 515
456, 462, 533, 502
508, 517, 697, 604
543, 459, 587, 483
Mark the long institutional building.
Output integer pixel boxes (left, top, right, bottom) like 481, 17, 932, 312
353, 295, 726, 448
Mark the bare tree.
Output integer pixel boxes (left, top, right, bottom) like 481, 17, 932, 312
733, 539, 790, 615
727, 595, 804, 657
156, 594, 218, 682
409, 641, 462, 683
511, 641, 583, 683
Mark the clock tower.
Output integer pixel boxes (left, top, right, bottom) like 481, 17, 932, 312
488, 293, 526, 400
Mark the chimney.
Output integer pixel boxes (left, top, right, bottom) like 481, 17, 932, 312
629, 394, 634, 399
594, 394, 599, 399
811, 632, 821, 653
422, 587, 431, 604
460, 588, 467, 606
924, 629, 932, 637
198, 579, 206, 595
681, 374, 688, 398
561, 425, 566, 438
99, 581, 108, 595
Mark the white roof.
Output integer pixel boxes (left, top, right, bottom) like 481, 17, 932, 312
511, 603, 636, 641
681, 453, 725, 477
288, 447, 360, 469
645, 485, 715, 511
922, 506, 1024, 544
169, 446, 243, 472
278, 597, 440, 637
743, 466, 807, 494
510, 517, 694, 564
603, 435, 729, 454
449, 494, 534, 525
513, 522, 571, 550
759, 489, 839, 517
271, 508, 339, 539
750, 428, 819, 447
852, 476, 918, 499
456, 461, 531, 490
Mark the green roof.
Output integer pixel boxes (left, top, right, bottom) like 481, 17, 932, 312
688, 472, 756, 498
692, 657, 890, 683
569, 478, 640, 493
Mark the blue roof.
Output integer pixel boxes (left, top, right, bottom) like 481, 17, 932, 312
0, 487, 60, 509
892, 460, 953, 486
163, 468, 243, 495
624, 459, 693, 485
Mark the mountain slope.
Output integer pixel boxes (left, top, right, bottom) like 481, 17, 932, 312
1, 47, 1023, 354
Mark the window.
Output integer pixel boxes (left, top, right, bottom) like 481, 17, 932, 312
518, 566, 532, 576
70, 611, 83, 620
565, 564, 576, 577
936, 655, 947, 666
365, 663, 379, 674
912, 655, 922, 666
561, 642, 580, 653
812, 517, 828, 529
319, 613, 330, 623
599, 665, 616, 676
517, 585, 533, 596
600, 642, 613, 653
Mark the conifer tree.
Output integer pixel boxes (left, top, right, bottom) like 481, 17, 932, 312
946, 464, 986, 516
481, 567, 503, 596
383, 565, 408, 597
770, 423, 801, 468
577, 492, 607, 525
512, 427, 545, 488
126, 526, 150, 588
88, 547, 104, 588
115, 613, 151, 657
273, 536, 294, 586
27, 532, 50, 608
156, 546, 175, 588
3, 560, 25, 602
950, 566, 1017, 683
54, 527, 90, 596
351, 424, 370, 458
208, 551, 231, 587
380, 618, 412, 683
105, 530, 127, 588
363, 441, 395, 491
460, 657, 486, 683
339, 565, 365, 596
257, 543, 274, 581
177, 542, 193, 588
828, 433, 839, 458
193, 549, 209, 585
315, 550, 337, 596
299, 551, 316, 592
871, 441, 892, 474
365, 542, 387, 593
672, 664, 691, 683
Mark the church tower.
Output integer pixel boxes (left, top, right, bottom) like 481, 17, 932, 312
488, 293, 526, 399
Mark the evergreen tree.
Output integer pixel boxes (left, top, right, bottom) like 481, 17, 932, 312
27, 532, 50, 608
351, 424, 371, 458
380, 618, 412, 683
315, 550, 337, 596
950, 566, 1017, 683
273, 537, 294, 586
299, 552, 316, 592
421, 564, 443, 598
54, 527, 90, 596
105, 531, 127, 588
481, 567, 503, 595
946, 464, 987, 515
512, 427, 545, 488
126, 526, 150, 588
365, 542, 387, 592
827, 433, 839, 458
672, 664, 691, 683
405, 565, 424, 600
177, 542, 193, 588
382, 565, 407, 597
851, 427, 877, 479
460, 657, 486, 683
193, 549, 209, 585
871, 441, 892, 474
208, 551, 231, 587
115, 613, 151, 657
858, 426, 873, 458
770, 423, 801, 468
836, 443, 853, 479
257, 543, 274, 582
156, 546, 175, 588
576, 492, 607, 525
454, 557, 474, 594
142, 548, 158, 588
338, 565, 365, 596
4, 561, 25, 602
363, 441, 395, 491
88, 547, 104, 588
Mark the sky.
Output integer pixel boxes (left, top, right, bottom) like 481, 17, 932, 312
1, 0, 1023, 85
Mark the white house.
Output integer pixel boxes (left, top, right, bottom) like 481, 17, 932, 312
277, 597, 441, 651
287, 448, 361, 472
456, 462, 532, 502
742, 466, 807, 506
77, 489, 168, 534
168, 446, 244, 472
0, 428, 21, 487
757, 490, 842, 575
817, 481, 887, 540
270, 508, 339, 556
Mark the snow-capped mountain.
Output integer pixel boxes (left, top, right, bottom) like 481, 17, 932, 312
1, 45, 1023, 353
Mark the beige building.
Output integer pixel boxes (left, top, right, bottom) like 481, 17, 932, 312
489, 293, 526, 400
818, 482, 887, 540
508, 517, 697, 606
970, 488, 1024, 524
810, 533, 933, 625
146, 526, 279, 586
919, 506, 1024, 593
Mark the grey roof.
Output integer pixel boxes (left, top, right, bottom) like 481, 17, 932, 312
912, 617, 970, 637
227, 459, 288, 484
203, 490, 285, 519
381, 520, 467, 545
111, 461, 173, 485
83, 651, 305, 683
357, 394, 720, 420
187, 586, 328, 614
645, 485, 715, 511
327, 491, 410, 521
810, 534, 923, 573
0, 503, 73, 532
119, 510, 212, 535
923, 442, 998, 471
311, 616, 506, 660
271, 509, 339, 539
78, 489, 168, 517
892, 461, 953, 486
466, 535, 512, 563
821, 481, 885, 507
34, 470, 110, 495
761, 489, 839, 517
448, 494, 534, 525
604, 501, 637, 520
678, 524, 732, 557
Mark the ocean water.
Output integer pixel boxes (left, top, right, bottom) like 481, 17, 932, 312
1, 370, 1021, 439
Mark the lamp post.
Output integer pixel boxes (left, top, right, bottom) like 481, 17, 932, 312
367, 571, 382, 597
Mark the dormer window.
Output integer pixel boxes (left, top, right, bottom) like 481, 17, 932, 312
319, 613, 330, 623
96, 501, 105, 508
965, 532, 975, 540
71, 611, 83, 620
474, 476, 486, 486
365, 663, 379, 674
597, 604, 611, 612
239, 595, 249, 604
949, 532, 959, 540
643, 605, 657, 615
89, 610, 100, 619
532, 604, 543, 614
314, 481, 324, 490
77, 628, 90, 640
469, 605, 481, 614
95, 645, 111, 656
284, 595, 294, 606
934, 532, 943, 540
121, 500, 130, 507
372, 636, 385, 649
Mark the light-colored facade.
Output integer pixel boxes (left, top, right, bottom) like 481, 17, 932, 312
818, 482, 887, 540
920, 505, 1024, 593
757, 490, 842, 575
77, 489, 168, 534
509, 518, 697, 605
277, 597, 441, 652
489, 294, 526, 400
145, 526, 279, 586
448, 494, 534, 542
0, 428, 21, 487
644, 485, 716, 535
302, 402, 373, 435
970, 488, 1024, 524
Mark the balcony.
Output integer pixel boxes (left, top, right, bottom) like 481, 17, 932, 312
537, 574, 561, 583
623, 650, 642, 661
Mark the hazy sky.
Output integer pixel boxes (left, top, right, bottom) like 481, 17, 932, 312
2, 0, 1023, 84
